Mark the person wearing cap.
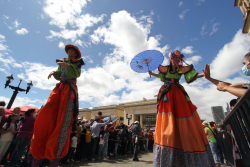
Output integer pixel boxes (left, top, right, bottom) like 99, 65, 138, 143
149, 50, 214, 166
203, 121, 220, 167
131, 121, 141, 161
30, 44, 84, 167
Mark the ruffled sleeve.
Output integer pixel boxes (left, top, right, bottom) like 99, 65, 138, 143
158, 72, 166, 82
53, 66, 61, 81
65, 62, 81, 78
184, 69, 199, 83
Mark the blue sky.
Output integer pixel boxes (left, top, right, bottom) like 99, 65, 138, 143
0, 0, 250, 121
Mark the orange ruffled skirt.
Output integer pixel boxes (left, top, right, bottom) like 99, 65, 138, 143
30, 83, 74, 160
153, 84, 215, 167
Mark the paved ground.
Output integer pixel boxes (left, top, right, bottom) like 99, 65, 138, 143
59, 152, 231, 167
60, 152, 153, 167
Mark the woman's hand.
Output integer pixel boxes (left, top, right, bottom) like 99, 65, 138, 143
148, 70, 159, 78
202, 64, 211, 80
48, 71, 55, 79
148, 70, 153, 76
57, 62, 69, 67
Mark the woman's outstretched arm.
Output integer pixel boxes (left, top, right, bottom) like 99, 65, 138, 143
197, 73, 204, 78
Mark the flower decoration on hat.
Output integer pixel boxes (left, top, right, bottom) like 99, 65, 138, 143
168, 50, 185, 60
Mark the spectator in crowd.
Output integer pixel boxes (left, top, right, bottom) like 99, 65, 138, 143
210, 122, 224, 164
132, 121, 141, 161
80, 120, 94, 162
0, 101, 5, 107
218, 124, 232, 165
0, 114, 18, 165
119, 124, 128, 156
97, 111, 103, 123
98, 130, 105, 160
126, 126, 132, 153
229, 99, 238, 110
114, 129, 120, 158
102, 118, 118, 159
12, 107, 21, 116
203, 52, 250, 98
148, 130, 154, 151
91, 117, 111, 161
203, 121, 220, 167
74, 120, 84, 160
144, 128, 149, 151
139, 128, 144, 151
0, 107, 8, 132
67, 131, 78, 162
10, 109, 36, 167
1, 107, 20, 165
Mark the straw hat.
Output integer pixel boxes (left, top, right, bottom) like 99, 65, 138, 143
202, 121, 209, 126
65, 44, 81, 58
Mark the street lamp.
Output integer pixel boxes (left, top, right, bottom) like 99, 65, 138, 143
4, 74, 33, 109
5, 74, 14, 88
26, 81, 33, 94
126, 113, 132, 125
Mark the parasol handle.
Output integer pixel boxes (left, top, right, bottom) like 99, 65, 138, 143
147, 65, 151, 78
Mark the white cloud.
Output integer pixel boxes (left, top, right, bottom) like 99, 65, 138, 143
13, 20, 20, 28
43, 0, 89, 29
58, 41, 65, 49
88, 10, 169, 106
178, 9, 189, 20
18, 62, 58, 90
43, 0, 105, 43
4, 22, 12, 30
0, 34, 8, 51
16, 28, 29, 35
179, 2, 183, 7
191, 38, 199, 41
210, 23, 220, 36
185, 55, 202, 65
210, 29, 250, 80
201, 20, 220, 36
197, 0, 206, 5
82, 56, 93, 63
0, 54, 22, 69
0, 96, 46, 109
3, 15, 9, 19
181, 46, 195, 54
201, 22, 207, 35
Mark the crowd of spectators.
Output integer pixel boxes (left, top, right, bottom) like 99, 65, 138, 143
200, 52, 250, 166
0, 104, 155, 167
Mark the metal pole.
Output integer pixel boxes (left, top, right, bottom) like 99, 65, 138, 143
7, 89, 19, 109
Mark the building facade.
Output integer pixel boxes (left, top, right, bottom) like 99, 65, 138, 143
78, 99, 157, 128
235, 0, 250, 35
211, 106, 226, 123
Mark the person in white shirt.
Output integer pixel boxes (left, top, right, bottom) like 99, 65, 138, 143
0, 114, 18, 163
67, 132, 78, 162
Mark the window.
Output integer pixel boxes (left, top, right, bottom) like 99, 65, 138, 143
145, 115, 156, 121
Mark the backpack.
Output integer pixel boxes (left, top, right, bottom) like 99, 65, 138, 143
208, 127, 219, 143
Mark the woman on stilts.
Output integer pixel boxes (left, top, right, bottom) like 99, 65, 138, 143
149, 50, 215, 167
30, 44, 84, 167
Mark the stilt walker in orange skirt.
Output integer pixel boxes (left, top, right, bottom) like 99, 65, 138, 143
30, 44, 84, 167
148, 50, 215, 167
